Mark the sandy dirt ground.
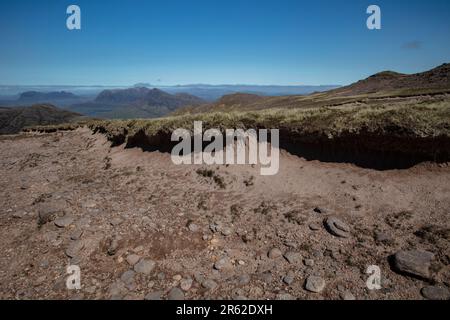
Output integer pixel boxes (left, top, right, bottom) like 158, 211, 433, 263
0, 127, 449, 300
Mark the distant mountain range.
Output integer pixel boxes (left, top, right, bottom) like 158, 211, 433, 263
69, 87, 206, 119
177, 63, 450, 114
0, 104, 83, 134
16, 91, 87, 106
1, 63, 449, 120
0, 84, 341, 102
0, 84, 342, 119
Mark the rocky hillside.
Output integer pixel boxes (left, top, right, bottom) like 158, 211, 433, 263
177, 63, 450, 114
331, 63, 450, 96
0, 104, 82, 134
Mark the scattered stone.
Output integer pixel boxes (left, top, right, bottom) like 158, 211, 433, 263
242, 233, 254, 243
268, 247, 282, 259
173, 274, 182, 281
141, 216, 152, 226
421, 286, 450, 300
145, 291, 163, 300
134, 259, 156, 275
221, 227, 232, 236
168, 287, 184, 300
283, 271, 295, 285
54, 216, 74, 228
283, 251, 301, 264
330, 249, 340, 260
340, 291, 356, 300
313, 207, 326, 214
65, 240, 84, 258
259, 272, 273, 283
133, 245, 144, 253
194, 273, 205, 284
238, 260, 245, 265
157, 272, 166, 280
284, 241, 297, 248
237, 274, 250, 286
180, 278, 193, 291
109, 280, 127, 300
70, 256, 82, 265
188, 222, 199, 232
202, 234, 211, 241
110, 217, 123, 226
324, 216, 350, 238
309, 222, 321, 231
209, 223, 220, 233
12, 212, 26, 219
276, 293, 295, 300
312, 249, 323, 258
84, 286, 96, 294
393, 250, 435, 279
120, 270, 135, 284
202, 279, 218, 290
214, 257, 233, 271
126, 254, 141, 266
70, 230, 83, 241
304, 259, 315, 267
305, 276, 326, 293
210, 238, 220, 246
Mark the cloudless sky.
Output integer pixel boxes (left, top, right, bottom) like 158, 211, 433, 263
1, 0, 450, 85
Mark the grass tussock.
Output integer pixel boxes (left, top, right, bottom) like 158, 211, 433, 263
86, 100, 450, 139
24, 99, 450, 165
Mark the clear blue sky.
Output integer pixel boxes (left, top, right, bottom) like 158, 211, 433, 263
1, 0, 450, 86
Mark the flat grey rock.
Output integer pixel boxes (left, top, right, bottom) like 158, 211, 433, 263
54, 216, 74, 228
134, 259, 156, 275
126, 254, 141, 266
393, 250, 435, 279
201, 279, 218, 290
421, 286, 450, 300
145, 291, 163, 300
268, 247, 282, 259
283, 271, 295, 285
305, 276, 326, 293
276, 293, 296, 300
214, 257, 232, 271
324, 217, 350, 238
168, 287, 185, 300
283, 251, 301, 264
120, 270, 135, 284
65, 240, 84, 258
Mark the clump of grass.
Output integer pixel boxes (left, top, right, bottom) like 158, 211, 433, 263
87, 99, 450, 140
196, 168, 214, 178
213, 174, 226, 189
243, 175, 255, 187
196, 168, 226, 189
